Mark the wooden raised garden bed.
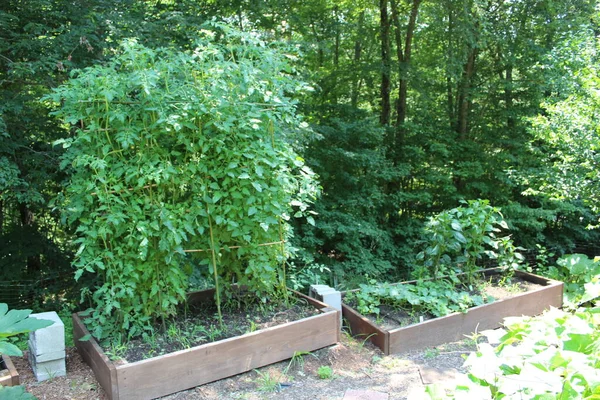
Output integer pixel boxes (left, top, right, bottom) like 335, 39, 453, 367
0, 354, 19, 386
73, 289, 340, 400
342, 269, 563, 355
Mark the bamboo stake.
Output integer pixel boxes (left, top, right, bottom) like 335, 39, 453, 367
183, 240, 284, 253
206, 203, 222, 324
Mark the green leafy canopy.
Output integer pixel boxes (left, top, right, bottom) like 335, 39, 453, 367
46, 23, 319, 340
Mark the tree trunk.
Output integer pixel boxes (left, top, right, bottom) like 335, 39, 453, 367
446, 2, 455, 126
19, 202, 41, 273
457, 47, 477, 139
351, 12, 365, 107
505, 65, 515, 131
0, 199, 3, 235
392, 0, 421, 128
380, 0, 391, 125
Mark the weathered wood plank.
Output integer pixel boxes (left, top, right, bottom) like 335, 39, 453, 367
73, 289, 340, 400
387, 280, 563, 353
72, 314, 118, 399
342, 303, 389, 354
0, 355, 19, 386
116, 310, 338, 399
342, 270, 563, 355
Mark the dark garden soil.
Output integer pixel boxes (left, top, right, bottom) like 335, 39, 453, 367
349, 274, 542, 331
101, 295, 320, 363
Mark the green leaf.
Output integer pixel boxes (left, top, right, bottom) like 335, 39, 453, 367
0, 341, 23, 357
0, 385, 37, 400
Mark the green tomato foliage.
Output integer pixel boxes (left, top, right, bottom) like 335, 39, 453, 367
46, 24, 318, 340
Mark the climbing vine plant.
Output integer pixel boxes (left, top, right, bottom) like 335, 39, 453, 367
47, 24, 318, 341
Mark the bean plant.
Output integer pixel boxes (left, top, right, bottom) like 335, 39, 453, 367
47, 24, 318, 341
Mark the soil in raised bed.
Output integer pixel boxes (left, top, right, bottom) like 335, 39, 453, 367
95, 294, 320, 364
347, 273, 542, 331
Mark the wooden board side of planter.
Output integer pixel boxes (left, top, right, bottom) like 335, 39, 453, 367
342, 270, 563, 355
72, 314, 119, 400
386, 273, 563, 353
115, 309, 338, 400
341, 303, 388, 354
0, 355, 19, 386
73, 289, 340, 400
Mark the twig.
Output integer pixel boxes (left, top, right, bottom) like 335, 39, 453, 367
90, 184, 158, 196
184, 241, 284, 253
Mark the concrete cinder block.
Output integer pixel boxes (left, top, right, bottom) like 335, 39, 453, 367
28, 311, 66, 382
28, 338, 65, 362
309, 284, 342, 327
28, 312, 64, 355
28, 353, 66, 382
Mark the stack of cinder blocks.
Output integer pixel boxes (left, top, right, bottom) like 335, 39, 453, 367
28, 312, 66, 381
309, 284, 342, 325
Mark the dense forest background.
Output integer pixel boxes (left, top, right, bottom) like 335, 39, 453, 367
1, 0, 599, 303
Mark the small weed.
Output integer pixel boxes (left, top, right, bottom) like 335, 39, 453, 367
423, 347, 440, 359
105, 339, 128, 361
283, 350, 314, 375
463, 325, 483, 347
246, 319, 259, 334
254, 369, 280, 392
198, 325, 223, 342
317, 365, 333, 379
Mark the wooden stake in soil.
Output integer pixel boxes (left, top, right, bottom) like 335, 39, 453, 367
206, 203, 222, 324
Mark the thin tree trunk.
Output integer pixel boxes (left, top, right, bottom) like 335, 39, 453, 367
19, 202, 41, 273
393, 0, 421, 128
0, 199, 3, 235
351, 12, 365, 107
380, 0, 391, 125
457, 47, 476, 139
446, 2, 455, 126
505, 65, 514, 131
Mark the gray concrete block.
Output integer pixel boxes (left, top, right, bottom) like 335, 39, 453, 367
309, 284, 342, 326
28, 339, 65, 362
28, 312, 64, 354
28, 353, 66, 382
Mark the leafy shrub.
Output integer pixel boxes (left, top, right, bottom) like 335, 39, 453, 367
538, 253, 600, 309
293, 108, 403, 281
415, 199, 523, 283
424, 307, 600, 399
47, 24, 318, 340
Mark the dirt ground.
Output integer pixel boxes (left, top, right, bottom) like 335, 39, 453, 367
12, 333, 478, 400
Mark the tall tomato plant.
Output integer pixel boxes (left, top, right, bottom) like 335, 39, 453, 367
47, 25, 318, 341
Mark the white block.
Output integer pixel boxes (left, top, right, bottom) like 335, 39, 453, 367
28, 312, 64, 354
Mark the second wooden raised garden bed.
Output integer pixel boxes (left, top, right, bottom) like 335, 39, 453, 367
0, 354, 19, 386
342, 269, 563, 355
73, 289, 340, 400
